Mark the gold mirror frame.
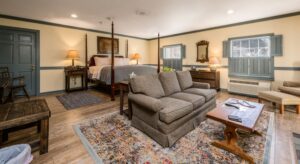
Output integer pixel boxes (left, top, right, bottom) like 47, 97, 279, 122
196, 40, 209, 63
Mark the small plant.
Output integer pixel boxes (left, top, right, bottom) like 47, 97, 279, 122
163, 67, 175, 72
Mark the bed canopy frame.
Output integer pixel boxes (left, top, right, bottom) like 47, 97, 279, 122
85, 22, 161, 101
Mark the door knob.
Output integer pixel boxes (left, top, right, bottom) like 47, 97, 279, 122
31, 65, 36, 70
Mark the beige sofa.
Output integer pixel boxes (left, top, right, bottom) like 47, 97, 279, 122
128, 71, 217, 147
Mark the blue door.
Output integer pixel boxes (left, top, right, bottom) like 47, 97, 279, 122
0, 27, 38, 96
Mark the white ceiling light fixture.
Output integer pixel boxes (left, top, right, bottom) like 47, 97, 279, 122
70, 14, 78, 18
227, 9, 235, 15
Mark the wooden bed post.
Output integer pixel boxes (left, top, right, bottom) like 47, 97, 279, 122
85, 33, 88, 90
125, 39, 128, 58
157, 33, 160, 73
111, 21, 115, 101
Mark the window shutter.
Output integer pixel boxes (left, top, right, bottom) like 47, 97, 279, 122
223, 40, 230, 58
181, 45, 186, 58
271, 35, 283, 56
160, 48, 163, 59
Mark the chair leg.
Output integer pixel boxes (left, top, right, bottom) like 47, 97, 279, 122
279, 104, 285, 114
22, 87, 30, 100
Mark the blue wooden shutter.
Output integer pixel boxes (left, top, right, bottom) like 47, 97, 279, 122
223, 40, 230, 58
181, 45, 186, 58
271, 35, 283, 56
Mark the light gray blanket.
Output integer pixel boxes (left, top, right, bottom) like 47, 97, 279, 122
97, 65, 157, 84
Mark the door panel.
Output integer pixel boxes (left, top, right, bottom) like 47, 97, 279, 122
0, 28, 37, 96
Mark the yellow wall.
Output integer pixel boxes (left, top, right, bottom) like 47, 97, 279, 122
149, 15, 300, 89
1, 15, 300, 93
0, 18, 149, 93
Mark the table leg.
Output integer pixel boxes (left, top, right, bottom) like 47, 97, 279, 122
211, 125, 254, 164
279, 104, 285, 114
128, 100, 132, 120
120, 86, 124, 115
297, 105, 300, 114
40, 118, 49, 154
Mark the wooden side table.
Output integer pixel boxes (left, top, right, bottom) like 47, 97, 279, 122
65, 66, 87, 92
0, 99, 51, 155
119, 81, 132, 120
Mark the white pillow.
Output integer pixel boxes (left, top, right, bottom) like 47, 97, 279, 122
94, 57, 110, 66
122, 58, 130, 65
115, 58, 124, 66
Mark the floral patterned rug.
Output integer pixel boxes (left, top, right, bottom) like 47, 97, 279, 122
74, 111, 274, 164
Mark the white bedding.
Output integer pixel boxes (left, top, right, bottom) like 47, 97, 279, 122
89, 65, 108, 79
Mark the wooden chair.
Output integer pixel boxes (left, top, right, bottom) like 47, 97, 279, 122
0, 67, 30, 103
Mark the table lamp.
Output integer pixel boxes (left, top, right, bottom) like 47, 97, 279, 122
209, 56, 221, 72
66, 50, 80, 66
131, 53, 141, 64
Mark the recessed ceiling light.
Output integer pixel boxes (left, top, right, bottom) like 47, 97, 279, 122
227, 10, 235, 15
71, 14, 78, 18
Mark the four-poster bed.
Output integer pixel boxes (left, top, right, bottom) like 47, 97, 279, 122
85, 22, 161, 101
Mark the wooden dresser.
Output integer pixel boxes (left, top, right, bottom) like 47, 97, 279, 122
190, 70, 220, 91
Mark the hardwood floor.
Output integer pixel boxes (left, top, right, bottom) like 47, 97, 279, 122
5, 90, 299, 163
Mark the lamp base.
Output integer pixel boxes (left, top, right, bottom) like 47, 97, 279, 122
210, 66, 218, 72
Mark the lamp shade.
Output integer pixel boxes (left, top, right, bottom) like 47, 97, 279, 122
209, 56, 220, 65
131, 53, 141, 60
66, 50, 80, 59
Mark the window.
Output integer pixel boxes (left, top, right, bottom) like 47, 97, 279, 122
161, 44, 185, 71
224, 34, 283, 81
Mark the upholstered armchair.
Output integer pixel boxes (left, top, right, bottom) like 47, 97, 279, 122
278, 81, 300, 97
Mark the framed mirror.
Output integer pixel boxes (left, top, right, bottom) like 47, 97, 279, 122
196, 40, 209, 63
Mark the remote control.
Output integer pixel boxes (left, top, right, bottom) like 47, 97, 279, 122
228, 115, 242, 122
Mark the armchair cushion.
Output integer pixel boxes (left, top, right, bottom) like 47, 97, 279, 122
283, 81, 300, 88
159, 72, 181, 96
192, 82, 210, 89
278, 86, 300, 97
184, 88, 217, 101
128, 93, 163, 112
170, 92, 205, 108
176, 71, 193, 90
130, 75, 165, 98
159, 97, 193, 124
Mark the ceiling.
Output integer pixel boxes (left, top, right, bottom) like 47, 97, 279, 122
0, 0, 300, 39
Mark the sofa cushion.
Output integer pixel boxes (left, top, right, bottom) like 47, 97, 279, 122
170, 92, 205, 109
159, 97, 193, 124
184, 88, 217, 101
278, 86, 300, 97
159, 72, 181, 96
130, 75, 165, 98
176, 71, 193, 90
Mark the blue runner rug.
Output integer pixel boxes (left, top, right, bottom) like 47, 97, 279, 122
57, 92, 102, 110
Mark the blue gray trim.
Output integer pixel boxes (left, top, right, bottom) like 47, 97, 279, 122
39, 89, 65, 96
0, 14, 147, 40
40, 66, 65, 70
148, 12, 300, 40
144, 64, 300, 71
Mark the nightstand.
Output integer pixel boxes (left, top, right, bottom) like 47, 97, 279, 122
190, 70, 220, 91
64, 66, 87, 92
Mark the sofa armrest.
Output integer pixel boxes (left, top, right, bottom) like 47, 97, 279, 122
192, 82, 210, 89
283, 81, 300, 88
128, 93, 163, 112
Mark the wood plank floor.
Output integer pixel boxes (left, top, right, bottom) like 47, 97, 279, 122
7, 90, 300, 164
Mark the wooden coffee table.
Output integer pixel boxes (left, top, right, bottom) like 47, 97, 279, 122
207, 98, 264, 163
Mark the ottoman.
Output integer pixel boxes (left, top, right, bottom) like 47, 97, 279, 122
258, 91, 300, 114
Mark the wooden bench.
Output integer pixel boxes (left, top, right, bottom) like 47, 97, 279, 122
258, 91, 300, 114
0, 99, 51, 154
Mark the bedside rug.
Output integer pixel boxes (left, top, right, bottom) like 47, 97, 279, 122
57, 92, 102, 110
74, 111, 274, 164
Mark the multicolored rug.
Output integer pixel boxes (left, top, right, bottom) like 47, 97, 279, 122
293, 133, 300, 164
57, 92, 102, 110
74, 111, 274, 163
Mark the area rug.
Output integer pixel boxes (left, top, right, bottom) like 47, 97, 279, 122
293, 133, 300, 164
74, 111, 274, 163
57, 92, 102, 110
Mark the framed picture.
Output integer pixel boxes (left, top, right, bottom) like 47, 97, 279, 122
97, 36, 119, 54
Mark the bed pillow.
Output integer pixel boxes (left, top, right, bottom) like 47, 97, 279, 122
94, 57, 110, 66
114, 58, 130, 66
